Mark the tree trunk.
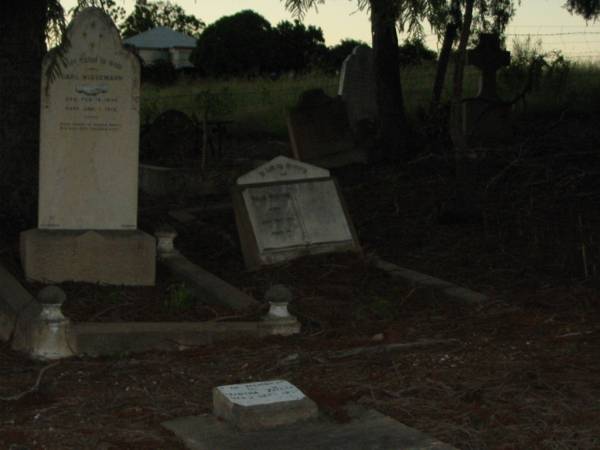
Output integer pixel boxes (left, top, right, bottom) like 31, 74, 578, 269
450, 0, 474, 152
448, 0, 480, 222
0, 1, 47, 230
431, 23, 457, 110
370, 0, 409, 161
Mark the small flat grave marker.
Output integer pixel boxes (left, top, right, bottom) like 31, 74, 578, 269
232, 156, 361, 269
213, 380, 318, 431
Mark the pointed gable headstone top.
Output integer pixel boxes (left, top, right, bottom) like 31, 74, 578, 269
236, 156, 330, 185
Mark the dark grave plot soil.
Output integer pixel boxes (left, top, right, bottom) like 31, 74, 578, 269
61, 250, 429, 329
0, 242, 236, 323
58, 265, 236, 323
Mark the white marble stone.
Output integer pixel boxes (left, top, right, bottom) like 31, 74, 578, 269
38, 8, 141, 230
237, 156, 329, 185
216, 380, 306, 407
212, 379, 318, 431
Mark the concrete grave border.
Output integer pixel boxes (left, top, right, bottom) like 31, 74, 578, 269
0, 245, 487, 359
0, 264, 37, 342
372, 256, 489, 304
0, 249, 298, 359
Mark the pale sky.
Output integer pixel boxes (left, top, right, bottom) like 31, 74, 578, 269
61, 0, 600, 60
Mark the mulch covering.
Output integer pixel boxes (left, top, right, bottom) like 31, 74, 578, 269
2, 114, 600, 449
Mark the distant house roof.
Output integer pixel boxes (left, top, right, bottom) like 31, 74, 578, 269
123, 27, 197, 49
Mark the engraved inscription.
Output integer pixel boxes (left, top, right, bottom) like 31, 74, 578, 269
217, 380, 305, 407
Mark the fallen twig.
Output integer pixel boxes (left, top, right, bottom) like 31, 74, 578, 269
0, 362, 60, 401
555, 330, 595, 339
324, 338, 460, 360
88, 302, 132, 322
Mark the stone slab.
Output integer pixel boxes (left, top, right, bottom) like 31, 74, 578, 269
233, 160, 360, 269
0, 264, 36, 342
163, 407, 457, 450
20, 229, 156, 285
72, 320, 298, 356
372, 257, 488, 305
73, 321, 259, 356
39, 8, 141, 230
213, 380, 318, 431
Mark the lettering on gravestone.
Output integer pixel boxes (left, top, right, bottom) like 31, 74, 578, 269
20, 8, 156, 286
233, 156, 361, 268
38, 8, 141, 230
216, 380, 306, 407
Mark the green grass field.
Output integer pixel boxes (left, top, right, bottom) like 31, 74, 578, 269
140, 61, 600, 139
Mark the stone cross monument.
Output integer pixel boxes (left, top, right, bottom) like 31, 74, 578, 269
467, 33, 511, 101
463, 33, 512, 146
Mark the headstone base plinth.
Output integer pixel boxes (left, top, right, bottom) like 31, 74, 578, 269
463, 97, 513, 146
20, 229, 156, 285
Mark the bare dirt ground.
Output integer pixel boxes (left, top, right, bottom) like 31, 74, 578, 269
2, 115, 600, 449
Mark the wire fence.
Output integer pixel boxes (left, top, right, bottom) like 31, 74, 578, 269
419, 26, 600, 61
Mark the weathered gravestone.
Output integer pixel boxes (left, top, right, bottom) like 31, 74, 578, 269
140, 109, 199, 166
463, 33, 512, 146
287, 89, 367, 168
20, 8, 155, 285
162, 379, 458, 449
232, 156, 360, 269
213, 380, 318, 431
338, 45, 377, 130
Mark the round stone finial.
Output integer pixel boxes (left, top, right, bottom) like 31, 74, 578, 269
264, 284, 293, 304
155, 226, 178, 256
37, 286, 67, 305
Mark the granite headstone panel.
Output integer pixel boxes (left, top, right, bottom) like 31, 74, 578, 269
286, 89, 366, 168
338, 45, 377, 130
232, 156, 360, 269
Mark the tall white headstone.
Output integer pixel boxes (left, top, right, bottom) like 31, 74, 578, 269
39, 8, 140, 230
20, 8, 155, 286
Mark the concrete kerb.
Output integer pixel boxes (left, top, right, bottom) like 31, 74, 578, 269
73, 321, 290, 356
1, 253, 297, 358
0, 263, 37, 342
372, 256, 489, 305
